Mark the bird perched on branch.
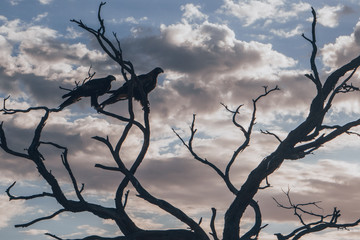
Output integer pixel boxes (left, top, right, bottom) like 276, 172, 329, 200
100, 67, 164, 108
59, 75, 116, 110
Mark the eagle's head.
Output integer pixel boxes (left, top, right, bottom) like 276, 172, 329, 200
153, 67, 164, 75
107, 75, 116, 81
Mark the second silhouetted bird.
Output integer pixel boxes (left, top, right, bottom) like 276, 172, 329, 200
100, 67, 164, 108
59, 75, 116, 109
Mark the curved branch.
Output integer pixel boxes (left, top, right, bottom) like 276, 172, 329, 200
293, 118, 360, 154
224, 86, 279, 188
0, 122, 31, 159
70, 2, 133, 74
6, 181, 54, 200
302, 7, 321, 92
274, 191, 360, 239
172, 117, 237, 194
46, 233, 126, 240
96, 163, 209, 240
15, 209, 67, 228
210, 208, 219, 240
240, 200, 264, 240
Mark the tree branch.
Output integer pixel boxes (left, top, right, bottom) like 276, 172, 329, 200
210, 208, 219, 240
0, 121, 31, 159
274, 190, 360, 239
240, 200, 265, 240
41, 141, 85, 202
261, 129, 283, 143
224, 86, 280, 185
302, 7, 321, 92
96, 161, 209, 240
15, 209, 67, 228
172, 116, 237, 194
6, 181, 54, 200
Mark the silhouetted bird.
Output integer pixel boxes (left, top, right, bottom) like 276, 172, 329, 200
59, 75, 116, 109
100, 67, 163, 108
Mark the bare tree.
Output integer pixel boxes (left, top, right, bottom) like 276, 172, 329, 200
1, 3, 359, 240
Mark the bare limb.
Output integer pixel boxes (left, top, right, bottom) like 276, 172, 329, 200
261, 129, 283, 143
221, 103, 246, 133
15, 209, 67, 228
324, 66, 358, 113
224, 85, 279, 186
70, 2, 133, 75
302, 7, 321, 92
1, 97, 60, 115
45, 233, 127, 240
96, 161, 209, 240
210, 208, 219, 240
258, 176, 271, 190
6, 181, 54, 200
123, 190, 130, 208
292, 118, 360, 156
172, 116, 237, 194
240, 200, 265, 240
0, 122, 31, 159
2, 95, 10, 109
274, 190, 360, 239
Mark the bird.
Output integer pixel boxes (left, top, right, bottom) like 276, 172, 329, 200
59, 75, 116, 110
100, 67, 163, 108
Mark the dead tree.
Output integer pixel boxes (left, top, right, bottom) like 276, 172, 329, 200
0, 3, 359, 240
174, 7, 360, 240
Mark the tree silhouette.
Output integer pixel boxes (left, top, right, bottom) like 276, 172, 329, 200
1, 3, 360, 240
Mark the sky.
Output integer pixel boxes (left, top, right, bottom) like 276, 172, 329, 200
0, 0, 360, 239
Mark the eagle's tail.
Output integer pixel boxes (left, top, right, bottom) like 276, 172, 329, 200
59, 96, 80, 110
100, 93, 128, 108
62, 92, 72, 99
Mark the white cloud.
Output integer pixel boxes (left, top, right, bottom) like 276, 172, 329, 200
0, 16, 8, 22
181, 3, 208, 22
20, 229, 48, 235
0, 18, 57, 43
38, 0, 52, 4
111, 16, 148, 24
316, 5, 344, 28
9, 0, 22, 5
77, 225, 108, 236
65, 26, 83, 39
158, 16, 297, 77
0, 16, 109, 97
271, 24, 303, 38
220, 0, 311, 26
321, 20, 360, 69
0, 195, 33, 229
32, 12, 48, 22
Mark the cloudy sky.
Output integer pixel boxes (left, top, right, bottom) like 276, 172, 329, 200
1, 0, 360, 239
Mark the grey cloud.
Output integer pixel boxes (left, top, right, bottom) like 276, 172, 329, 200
354, 23, 360, 46
321, 19, 360, 69
0, 69, 19, 95
136, 157, 234, 208
17, 74, 63, 106
121, 34, 261, 75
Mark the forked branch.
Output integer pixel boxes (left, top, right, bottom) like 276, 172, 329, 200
274, 190, 360, 240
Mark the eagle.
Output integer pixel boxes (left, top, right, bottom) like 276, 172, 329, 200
100, 67, 163, 108
59, 75, 116, 110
